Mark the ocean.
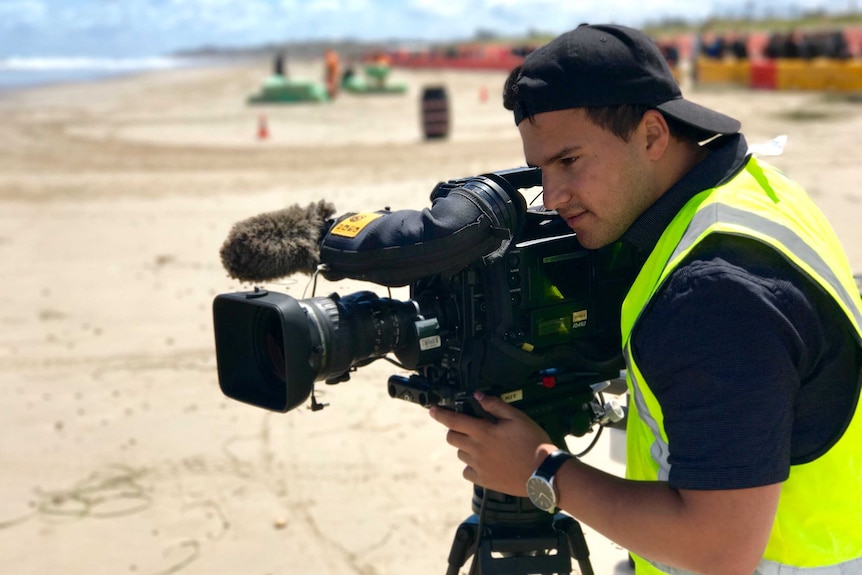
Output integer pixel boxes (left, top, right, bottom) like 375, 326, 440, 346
0, 56, 203, 91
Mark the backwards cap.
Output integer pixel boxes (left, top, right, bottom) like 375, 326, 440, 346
509, 24, 740, 136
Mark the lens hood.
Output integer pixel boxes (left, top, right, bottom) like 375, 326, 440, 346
213, 290, 315, 412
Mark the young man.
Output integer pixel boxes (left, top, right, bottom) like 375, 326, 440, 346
429, 24, 862, 575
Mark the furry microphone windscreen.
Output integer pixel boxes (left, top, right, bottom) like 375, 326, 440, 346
219, 199, 336, 282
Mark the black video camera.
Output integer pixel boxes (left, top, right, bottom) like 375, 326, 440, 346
212, 167, 638, 437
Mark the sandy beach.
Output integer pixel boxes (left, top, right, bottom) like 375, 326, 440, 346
1, 56, 862, 575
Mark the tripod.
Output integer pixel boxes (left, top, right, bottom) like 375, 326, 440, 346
445, 486, 594, 575
387, 371, 623, 573
435, 382, 625, 575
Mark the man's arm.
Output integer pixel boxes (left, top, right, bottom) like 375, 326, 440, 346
555, 451, 780, 575
429, 392, 781, 575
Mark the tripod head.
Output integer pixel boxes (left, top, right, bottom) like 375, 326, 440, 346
441, 393, 626, 575
446, 485, 594, 575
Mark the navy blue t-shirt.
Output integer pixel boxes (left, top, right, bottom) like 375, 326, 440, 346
622, 134, 860, 491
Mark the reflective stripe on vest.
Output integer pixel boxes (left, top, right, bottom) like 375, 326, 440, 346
671, 204, 862, 329
622, 155, 862, 574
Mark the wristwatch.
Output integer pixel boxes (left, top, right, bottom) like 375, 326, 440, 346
526, 449, 575, 513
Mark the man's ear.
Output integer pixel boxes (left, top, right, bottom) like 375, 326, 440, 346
641, 109, 670, 160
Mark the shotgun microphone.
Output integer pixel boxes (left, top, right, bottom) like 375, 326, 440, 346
219, 200, 336, 283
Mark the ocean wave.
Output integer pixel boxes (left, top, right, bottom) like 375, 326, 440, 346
0, 56, 191, 72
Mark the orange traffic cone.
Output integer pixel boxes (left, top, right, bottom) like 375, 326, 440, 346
257, 114, 269, 140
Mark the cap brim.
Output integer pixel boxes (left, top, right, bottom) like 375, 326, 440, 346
656, 98, 741, 136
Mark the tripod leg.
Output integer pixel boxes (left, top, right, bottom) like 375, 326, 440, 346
556, 515, 594, 575
446, 517, 478, 575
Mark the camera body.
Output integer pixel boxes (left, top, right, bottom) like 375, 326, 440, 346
212, 167, 638, 435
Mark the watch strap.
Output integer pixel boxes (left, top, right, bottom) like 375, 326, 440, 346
535, 449, 575, 480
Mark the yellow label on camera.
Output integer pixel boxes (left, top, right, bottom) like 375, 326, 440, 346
330, 213, 383, 238
572, 310, 588, 323
501, 390, 523, 404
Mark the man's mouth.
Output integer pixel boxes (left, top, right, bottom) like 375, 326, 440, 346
562, 210, 588, 228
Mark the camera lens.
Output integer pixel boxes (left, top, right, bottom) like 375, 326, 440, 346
213, 289, 438, 413
259, 311, 286, 384
213, 291, 316, 412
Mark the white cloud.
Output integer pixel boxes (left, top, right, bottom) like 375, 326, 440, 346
151, 0, 273, 33
57, 3, 129, 31
278, 0, 374, 13
343, 0, 374, 10
408, 0, 466, 18
305, 0, 341, 11
0, 0, 47, 29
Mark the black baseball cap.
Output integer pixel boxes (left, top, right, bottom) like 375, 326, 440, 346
509, 24, 740, 136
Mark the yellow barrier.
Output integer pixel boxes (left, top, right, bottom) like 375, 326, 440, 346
695, 57, 750, 86
776, 59, 862, 92
842, 62, 862, 91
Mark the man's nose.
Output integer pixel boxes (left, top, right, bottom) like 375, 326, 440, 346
542, 175, 568, 211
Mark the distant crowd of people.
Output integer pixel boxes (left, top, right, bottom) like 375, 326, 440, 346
762, 30, 852, 59
699, 29, 854, 60
699, 34, 751, 59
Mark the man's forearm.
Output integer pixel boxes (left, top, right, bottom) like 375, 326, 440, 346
553, 454, 780, 575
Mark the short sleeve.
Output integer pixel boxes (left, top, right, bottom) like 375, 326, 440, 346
631, 236, 812, 490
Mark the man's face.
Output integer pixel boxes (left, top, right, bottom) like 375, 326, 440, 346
519, 108, 660, 249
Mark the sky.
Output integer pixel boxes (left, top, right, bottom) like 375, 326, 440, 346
0, 0, 855, 58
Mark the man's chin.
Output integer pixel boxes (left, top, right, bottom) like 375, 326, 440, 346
572, 230, 618, 250
573, 231, 599, 249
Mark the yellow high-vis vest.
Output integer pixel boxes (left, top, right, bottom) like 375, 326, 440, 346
621, 155, 862, 574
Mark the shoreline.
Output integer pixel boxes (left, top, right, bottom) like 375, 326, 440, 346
0, 54, 255, 93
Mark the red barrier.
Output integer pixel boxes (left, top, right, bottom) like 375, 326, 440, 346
390, 53, 524, 71
749, 60, 777, 90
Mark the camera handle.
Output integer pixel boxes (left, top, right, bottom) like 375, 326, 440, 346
445, 486, 594, 575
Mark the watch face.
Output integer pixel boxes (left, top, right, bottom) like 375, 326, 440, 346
526, 476, 556, 512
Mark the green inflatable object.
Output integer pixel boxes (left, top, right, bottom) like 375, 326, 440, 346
341, 74, 407, 95
364, 64, 390, 80
247, 75, 329, 104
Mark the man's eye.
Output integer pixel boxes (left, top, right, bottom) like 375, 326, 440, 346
560, 157, 578, 166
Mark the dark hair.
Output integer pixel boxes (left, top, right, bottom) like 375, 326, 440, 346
504, 65, 710, 144
583, 104, 649, 141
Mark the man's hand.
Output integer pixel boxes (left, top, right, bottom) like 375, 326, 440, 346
430, 391, 781, 574
429, 391, 557, 496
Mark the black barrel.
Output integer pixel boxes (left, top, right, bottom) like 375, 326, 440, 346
421, 86, 450, 140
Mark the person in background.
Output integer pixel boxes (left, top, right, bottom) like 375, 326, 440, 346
273, 51, 286, 77
324, 48, 341, 99
430, 23, 862, 575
